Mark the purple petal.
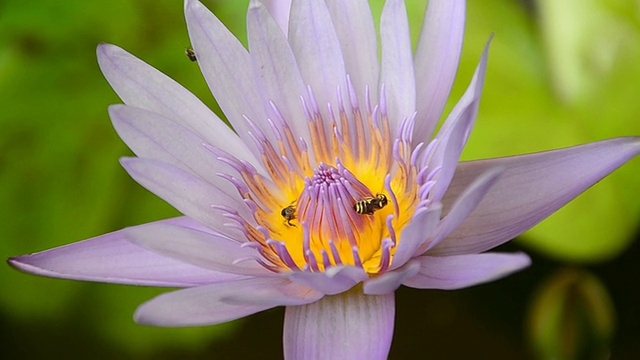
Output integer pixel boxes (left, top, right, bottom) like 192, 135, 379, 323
283, 290, 394, 360
134, 277, 316, 326
96, 43, 256, 165
246, 0, 310, 146
390, 204, 442, 270
288, 266, 368, 295
413, 0, 466, 142
109, 104, 247, 193
425, 166, 504, 251
403, 252, 531, 290
326, 0, 379, 106
263, 0, 291, 35
184, 0, 267, 160
429, 38, 491, 202
288, 0, 347, 121
120, 157, 251, 235
8, 217, 237, 287
380, 0, 415, 132
124, 222, 269, 276
363, 260, 421, 295
431, 137, 640, 255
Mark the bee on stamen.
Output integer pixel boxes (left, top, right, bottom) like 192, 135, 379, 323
281, 204, 297, 227
185, 47, 197, 62
353, 193, 388, 215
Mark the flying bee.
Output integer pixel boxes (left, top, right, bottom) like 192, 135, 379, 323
353, 193, 388, 215
185, 47, 197, 62
281, 204, 297, 227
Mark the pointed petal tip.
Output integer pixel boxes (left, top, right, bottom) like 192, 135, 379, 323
7, 255, 31, 274
96, 42, 123, 61
184, 0, 206, 14
248, 0, 263, 11
7, 254, 58, 279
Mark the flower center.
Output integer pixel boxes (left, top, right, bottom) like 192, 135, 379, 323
214, 80, 429, 274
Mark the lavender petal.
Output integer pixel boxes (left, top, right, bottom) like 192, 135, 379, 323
429, 39, 491, 202
8, 217, 237, 287
363, 260, 421, 295
283, 290, 394, 360
403, 252, 531, 290
288, 0, 347, 120
109, 104, 251, 193
120, 157, 251, 236
380, 0, 415, 133
124, 222, 269, 276
134, 277, 317, 327
432, 137, 640, 255
247, 0, 310, 146
413, 0, 466, 142
184, 0, 267, 160
96, 43, 256, 165
326, 0, 379, 107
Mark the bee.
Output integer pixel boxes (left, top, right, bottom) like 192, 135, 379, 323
281, 204, 296, 227
353, 193, 388, 215
185, 47, 197, 62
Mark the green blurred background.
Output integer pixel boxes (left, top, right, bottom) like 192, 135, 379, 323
1, 0, 639, 358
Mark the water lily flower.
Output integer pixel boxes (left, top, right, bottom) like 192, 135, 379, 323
9, 0, 640, 358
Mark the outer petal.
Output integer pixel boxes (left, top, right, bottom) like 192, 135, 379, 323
184, 0, 267, 160
380, 0, 415, 133
363, 260, 421, 295
283, 289, 394, 360
389, 204, 442, 270
263, 0, 291, 34
120, 157, 252, 235
424, 166, 504, 252
413, 0, 466, 142
8, 217, 236, 287
288, 0, 347, 122
326, 0, 379, 107
288, 266, 368, 295
247, 0, 311, 146
124, 222, 269, 276
96, 43, 257, 166
431, 137, 640, 255
135, 277, 320, 327
403, 252, 531, 290
109, 104, 239, 194
429, 38, 491, 202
